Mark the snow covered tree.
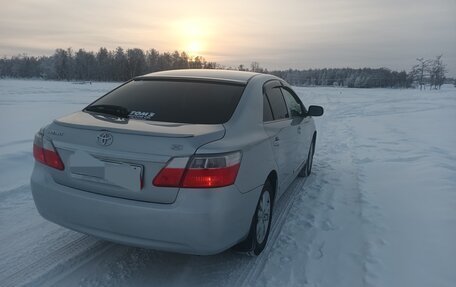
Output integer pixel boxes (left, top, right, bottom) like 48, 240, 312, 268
146, 49, 160, 72
113, 47, 128, 81
126, 48, 146, 78
204, 61, 217, 69
53, 48, 72, 81
74, 49, 96, 81
189, 56, 204, 69
96, 47, 111, 81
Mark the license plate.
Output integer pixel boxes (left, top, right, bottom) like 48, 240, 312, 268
69, 151, 142, 192
104, 161, 142, 192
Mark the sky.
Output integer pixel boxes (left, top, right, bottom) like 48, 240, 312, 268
1, 0, 455, 75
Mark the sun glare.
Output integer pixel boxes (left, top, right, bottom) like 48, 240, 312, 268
174, 19, 211, 58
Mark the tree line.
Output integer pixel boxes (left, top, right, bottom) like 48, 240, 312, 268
0, 47, 450, 89
267, 56, 448, 89
270, 68, 410, 88
0, 47, 216, 82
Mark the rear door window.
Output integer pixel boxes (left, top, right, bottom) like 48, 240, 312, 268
86, 80, 245, 124
264, 81, 289, 120
263, 94, 274, 122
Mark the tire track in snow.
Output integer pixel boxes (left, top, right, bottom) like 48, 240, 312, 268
0, 184, 94, 281
235, 176, 309, 287
0, 139, 32, 149
0, 229, 78, 277
1, 235, 110, 287
1, 177, 307, 287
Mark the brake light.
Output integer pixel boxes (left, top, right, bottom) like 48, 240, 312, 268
152, 157, 188, 187
33, 130, 65, 170
182, 152, 241, 188
153, 151, 242, 188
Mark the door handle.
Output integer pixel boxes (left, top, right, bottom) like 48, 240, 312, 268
297, 126, 302, 134
273, 136, 280, 147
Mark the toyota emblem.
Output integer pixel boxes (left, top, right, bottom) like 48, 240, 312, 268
97, 132, 113, 146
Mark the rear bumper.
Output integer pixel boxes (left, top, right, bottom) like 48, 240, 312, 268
31, 165, 261, 255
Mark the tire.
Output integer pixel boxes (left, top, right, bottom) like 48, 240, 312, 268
299, 139, 315, 177
234, 181, 273, 256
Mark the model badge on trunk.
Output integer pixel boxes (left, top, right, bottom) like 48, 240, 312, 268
97, 132, 113, 146
47, 129, 64, 136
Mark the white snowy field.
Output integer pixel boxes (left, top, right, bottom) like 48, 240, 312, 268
0, 79, 455, 287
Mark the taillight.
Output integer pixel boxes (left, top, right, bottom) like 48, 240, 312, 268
33, 130, 65, 170
152, 157, 188, 187
182, 152, 241, 188
153, 151, 242, 188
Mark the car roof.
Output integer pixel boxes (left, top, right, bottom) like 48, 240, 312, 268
135, 69, 260, 85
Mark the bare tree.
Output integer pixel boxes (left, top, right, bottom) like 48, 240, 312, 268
429, 55, 447, 89
250, 61, 260, 72
411, 58, 431, 90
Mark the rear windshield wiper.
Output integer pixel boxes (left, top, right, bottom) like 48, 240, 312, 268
84, 104, 129, 118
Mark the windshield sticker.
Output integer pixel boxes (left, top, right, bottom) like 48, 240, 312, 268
128, 111, 155, 120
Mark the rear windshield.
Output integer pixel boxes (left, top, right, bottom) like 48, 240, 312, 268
86, 80, 245, 124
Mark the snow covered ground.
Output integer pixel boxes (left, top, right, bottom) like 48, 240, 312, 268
0, 79, 455, 287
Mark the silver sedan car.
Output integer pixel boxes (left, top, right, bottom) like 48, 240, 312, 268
31, 69, 323, 255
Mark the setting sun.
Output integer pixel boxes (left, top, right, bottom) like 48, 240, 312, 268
174, 19, 211, 57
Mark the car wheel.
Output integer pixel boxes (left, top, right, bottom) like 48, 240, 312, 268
299, 140, 315, 177
234, 181, 273, 256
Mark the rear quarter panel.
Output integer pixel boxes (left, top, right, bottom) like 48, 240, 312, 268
196, 75, 279, 195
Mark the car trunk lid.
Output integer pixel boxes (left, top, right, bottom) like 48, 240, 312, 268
45, 111, 225, 203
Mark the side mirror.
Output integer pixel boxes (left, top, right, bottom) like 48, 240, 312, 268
306, 105, 324, 117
